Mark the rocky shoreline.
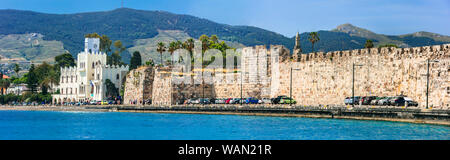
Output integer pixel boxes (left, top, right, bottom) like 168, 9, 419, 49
1, 105, 449, 126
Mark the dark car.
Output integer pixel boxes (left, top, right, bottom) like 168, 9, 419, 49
245, 97, 259, 104
272, 96, 289, 104
199, 98, 211, 104
390, 96, 419, 107
361, 96, 376, 105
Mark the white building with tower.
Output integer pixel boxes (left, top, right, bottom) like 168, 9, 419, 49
52, 38, 129, 104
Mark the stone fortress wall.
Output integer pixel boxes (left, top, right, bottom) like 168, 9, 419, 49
275, 44, 450, 108
124, 43, 449, 108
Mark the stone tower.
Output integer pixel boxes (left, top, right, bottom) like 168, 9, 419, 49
292, 32, 302, 61
85, 38, 100, 53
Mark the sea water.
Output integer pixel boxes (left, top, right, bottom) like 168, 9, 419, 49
0, 110, 448, 140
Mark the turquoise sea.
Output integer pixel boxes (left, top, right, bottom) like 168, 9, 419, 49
0, 110, 448, 140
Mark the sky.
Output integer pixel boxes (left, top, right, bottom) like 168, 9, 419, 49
1, 0, 449, 37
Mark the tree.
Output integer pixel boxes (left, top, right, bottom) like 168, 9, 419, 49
14, 63, 20, 77
199, 34, 210, 54
26, 64, 39, 93
85, 33, 100, 38
105, 79, 119, 99
365, 40, 374, 49
145, 58, 155, 67
35, 62, 54, 95
130, 51, 142, 70
100, 35, 112, 53
183, 38, 195, 63
54, 51, 75, 69
308, 32, 320, 53
0, 79, 10, 95
210, 35, 219, 44
156, 42, 166, 65
108, 40, 126, 65
168, 41, 177, 55
378, 44, 398, 48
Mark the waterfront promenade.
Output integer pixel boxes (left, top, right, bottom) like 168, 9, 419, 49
1, 104, 449, 126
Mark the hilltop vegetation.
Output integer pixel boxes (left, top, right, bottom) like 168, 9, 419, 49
0, 8, 449, 64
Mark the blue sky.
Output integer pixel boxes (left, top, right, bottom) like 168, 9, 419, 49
1, 0, 449, 37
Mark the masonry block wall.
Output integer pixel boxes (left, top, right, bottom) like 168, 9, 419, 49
273, 44, 450, 108
124, 44, 449, 108
123, 66, 154, 104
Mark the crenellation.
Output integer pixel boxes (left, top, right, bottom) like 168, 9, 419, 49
123, 43, 449, 108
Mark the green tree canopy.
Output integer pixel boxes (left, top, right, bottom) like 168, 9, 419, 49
130, 51, 142, 70
378, 44, 398, 48
308, 32, 320, 53
105, 79, 119, 99
156, 42, 166, 65
26, 64, 39, 93
365, 40, 374, 48
14, 63, 20, 77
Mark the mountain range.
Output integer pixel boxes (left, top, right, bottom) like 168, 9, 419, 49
0, 8, 449, 64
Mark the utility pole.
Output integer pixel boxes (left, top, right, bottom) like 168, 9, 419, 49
423, 59, 439, 109
352, 63, 363, 108
240, 71, 243, 106
290, 67, 301, 106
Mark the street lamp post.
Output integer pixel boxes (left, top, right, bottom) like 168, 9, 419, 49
423, 59, 439, 109
290, 67, 301, 106
239, 71, 249, 106
352, 63, 363, 108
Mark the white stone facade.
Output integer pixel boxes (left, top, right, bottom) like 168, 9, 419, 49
52, 38, 129, 103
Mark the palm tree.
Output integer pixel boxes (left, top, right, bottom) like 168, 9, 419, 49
156, 42, 166, 65
365, 40, 374, 49
308, 32, 320, 53
168, 42, 177, 54
14, 64, 20, 77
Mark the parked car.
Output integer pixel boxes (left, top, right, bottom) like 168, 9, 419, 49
403, 97, 419, 107
272, 95, 289, 104
245, 97, 259, 104
199, 98, 211, 104
234, 98, 244, 104
377, 97, 392, 106
370, 97, 383, 105
89, 100, 97, 105
278, 97, 296, 104
215, 98, 226, 104
344, 96, 361, 105
225, 98, 233, 104
390, 96, 419, 107
259, 98, 272, 104
187, 98, 200, 104
361, 96, 376, 105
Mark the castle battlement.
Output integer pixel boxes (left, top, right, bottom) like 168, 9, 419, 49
293, 44, 450, 63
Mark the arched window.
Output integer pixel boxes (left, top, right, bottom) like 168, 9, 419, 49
61, 88, 64, 94
71, 76, 73, 83
92, 62, 95, 69
116, 74, 120, 80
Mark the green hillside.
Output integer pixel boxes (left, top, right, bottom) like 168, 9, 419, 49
128, 30, 245, 64
0, 8, 449, 64
332, 23, 450, 48
0, 33, 65, 62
